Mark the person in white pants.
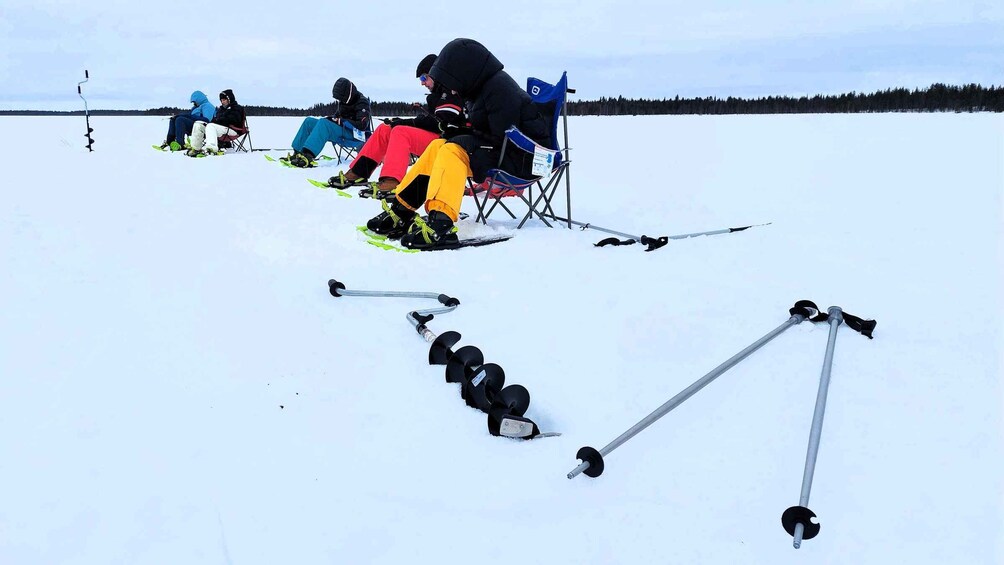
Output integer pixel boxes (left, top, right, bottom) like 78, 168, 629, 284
188, 89, 246, 156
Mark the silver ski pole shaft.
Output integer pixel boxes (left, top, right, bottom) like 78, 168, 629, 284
568, 303, 816, 479
783, 306, 843, 548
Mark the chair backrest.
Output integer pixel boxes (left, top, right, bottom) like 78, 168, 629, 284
364, 98, 375, 135
527, 71, 568, 153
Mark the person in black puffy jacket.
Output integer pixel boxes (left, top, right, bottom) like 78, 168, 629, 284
287, 78, 372, 167
364, 38, 549, 250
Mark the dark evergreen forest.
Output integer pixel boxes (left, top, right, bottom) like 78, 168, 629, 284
4, 83, 1001, 116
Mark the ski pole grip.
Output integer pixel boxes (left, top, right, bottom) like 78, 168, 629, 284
328, 279, 346, 297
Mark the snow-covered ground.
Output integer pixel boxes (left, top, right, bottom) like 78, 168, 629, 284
1, 113, 1001, 564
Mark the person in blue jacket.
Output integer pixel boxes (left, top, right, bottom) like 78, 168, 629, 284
158, 91, 216, 151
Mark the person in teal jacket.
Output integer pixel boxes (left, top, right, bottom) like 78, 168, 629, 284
159, 91, 216, 151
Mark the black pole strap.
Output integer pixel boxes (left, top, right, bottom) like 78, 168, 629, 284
789, 300, 822, 320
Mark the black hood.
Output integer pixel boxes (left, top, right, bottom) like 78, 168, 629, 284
219, 89, 237, 104
428, 38, 503, 97
332, 78, 357, 104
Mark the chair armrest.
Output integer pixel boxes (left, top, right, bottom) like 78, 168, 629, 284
503, 126, 541, 153
503, 126, 562, 174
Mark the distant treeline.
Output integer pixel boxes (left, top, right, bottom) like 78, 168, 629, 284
3, 83, 1001, 116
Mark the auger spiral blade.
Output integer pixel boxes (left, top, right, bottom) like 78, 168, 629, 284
445, 345, 483, 383
461, 362, 505, 413
429, 330, 462, 365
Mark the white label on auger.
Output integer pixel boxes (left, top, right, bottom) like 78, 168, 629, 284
531, 147, 554, 177
471, 368, 487, 387
500, 417, 533, 438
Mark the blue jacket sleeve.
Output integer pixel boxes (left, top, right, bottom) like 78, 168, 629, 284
205, 103, 216, 121
193, 103, 216, 121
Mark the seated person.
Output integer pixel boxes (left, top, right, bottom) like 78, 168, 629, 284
158, 91, 215, 151
287, 78, 372, 168
188, 89, 246, 157
365, 38, 550, 250
328, 54, 467, 193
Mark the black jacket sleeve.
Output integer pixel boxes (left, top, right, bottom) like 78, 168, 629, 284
335, 97, 372, 132
413, 90, 467, 133
212, 104, 245, 129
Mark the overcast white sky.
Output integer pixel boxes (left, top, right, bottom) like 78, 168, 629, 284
1, 0, 1001, 110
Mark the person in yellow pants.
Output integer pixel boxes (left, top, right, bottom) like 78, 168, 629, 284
365, 138, 470, 246
364, 38, 550, 250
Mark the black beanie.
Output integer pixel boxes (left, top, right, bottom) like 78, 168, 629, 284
416, 54, 436, 78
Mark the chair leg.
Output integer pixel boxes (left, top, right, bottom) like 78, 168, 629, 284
473, 189, 490, 224
517, 190, 552, 229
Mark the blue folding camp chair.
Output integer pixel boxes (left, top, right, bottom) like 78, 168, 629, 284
332, 99, 375, 163
466, 72, 573, 229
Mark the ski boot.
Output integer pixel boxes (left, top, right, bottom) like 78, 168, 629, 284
328, 170, 368, 189
358, 178, 400, 200
366, 199, 417, 240
288, 150, 315, 168
401, 210, 459, 250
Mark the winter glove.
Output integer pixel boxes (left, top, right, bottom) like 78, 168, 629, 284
325, 116, 342, 125
382, 118, 406, 127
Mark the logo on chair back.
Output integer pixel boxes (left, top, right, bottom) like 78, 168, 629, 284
530, 85, 541, 96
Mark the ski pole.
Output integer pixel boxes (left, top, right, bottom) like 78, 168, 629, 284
782, 305, 876, 549
568, 301, 820, 479
543, 214, 771, 252
77, 70, 94, 152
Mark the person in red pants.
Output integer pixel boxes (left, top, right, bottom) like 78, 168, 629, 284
328, 54, 467, 194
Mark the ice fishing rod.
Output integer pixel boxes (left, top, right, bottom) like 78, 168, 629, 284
77, 70, 94, 151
